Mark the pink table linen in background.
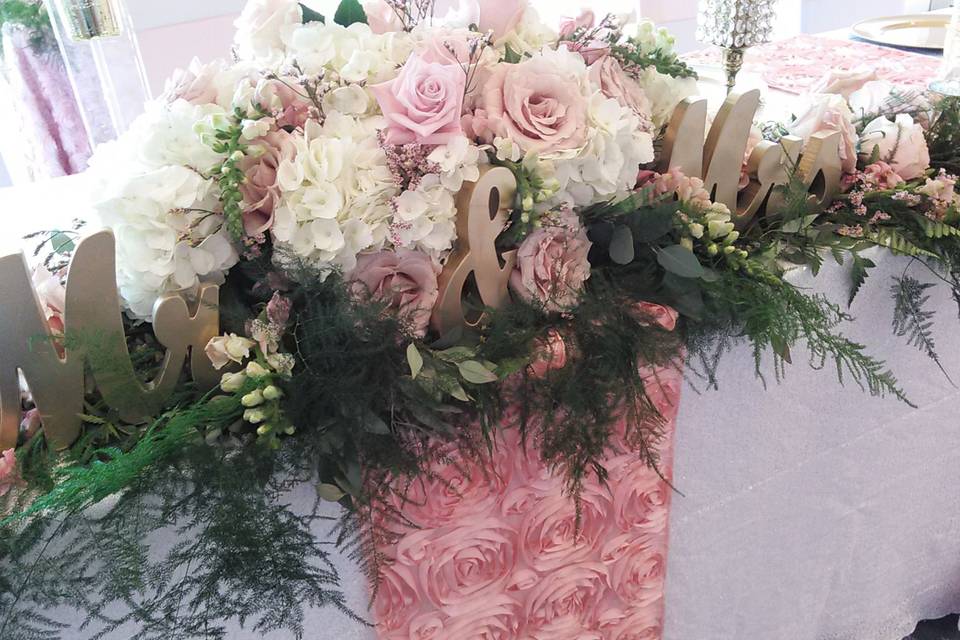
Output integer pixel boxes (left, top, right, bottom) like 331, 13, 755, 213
683, 34, 942, 95
372, 361, 685, 640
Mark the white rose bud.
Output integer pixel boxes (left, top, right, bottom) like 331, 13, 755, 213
244, 408, 266, 424
241, 390, 264, 407
220, 372, 247, 393
262, 385, 283, 401
246, 361, 270, 378
688, 222, 705, 239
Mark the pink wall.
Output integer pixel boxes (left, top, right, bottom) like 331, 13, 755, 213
136, 15, 238, 96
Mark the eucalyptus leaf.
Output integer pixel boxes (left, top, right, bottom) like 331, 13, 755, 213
333, 0, 366, 26
457, 360, 498, 384
504, 44, 523, 63
609, 225, 635, 265
406, 343, 423, 379
316, 483, 345, 502
628, 205, 675, 242
657, 245, 705, 279
49, 231, 75, 254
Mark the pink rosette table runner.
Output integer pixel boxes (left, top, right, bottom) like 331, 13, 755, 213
684, 34, 940, 95
373, 363, 684, 640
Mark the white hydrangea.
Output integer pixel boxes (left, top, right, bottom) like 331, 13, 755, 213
285, 22, 413, 84
636, 66, 699, 131
498, 6, 558, 57
272, 114, 394, 273
90, 100, 240, 320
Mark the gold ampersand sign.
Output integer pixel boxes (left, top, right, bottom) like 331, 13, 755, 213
431, 165, 518, 339
0, 230, 220, 451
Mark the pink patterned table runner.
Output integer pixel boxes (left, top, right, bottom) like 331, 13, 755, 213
683, 34, 941, 95
373, 363, 684, 640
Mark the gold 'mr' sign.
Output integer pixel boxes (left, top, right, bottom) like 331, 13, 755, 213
0, 230, 220, 451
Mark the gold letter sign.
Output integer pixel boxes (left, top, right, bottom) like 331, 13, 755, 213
432, 165, 518, 338
0, 230, 220, 451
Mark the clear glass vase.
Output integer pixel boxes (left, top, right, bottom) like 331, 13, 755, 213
931, 0, 960, 96
41, 0, 151, 147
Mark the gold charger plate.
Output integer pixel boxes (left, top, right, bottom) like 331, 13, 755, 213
852, 14, 950, 50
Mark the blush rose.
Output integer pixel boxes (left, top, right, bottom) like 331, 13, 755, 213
510, 211, 592, 313
371, 53, 466, 145
348, 250, 441, 338
858, 114, 930, 181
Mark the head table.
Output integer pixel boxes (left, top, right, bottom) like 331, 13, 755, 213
2, 24, 960, 640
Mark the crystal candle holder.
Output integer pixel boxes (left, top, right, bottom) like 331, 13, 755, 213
696, 0, 777, 93
52, 0, 122, 41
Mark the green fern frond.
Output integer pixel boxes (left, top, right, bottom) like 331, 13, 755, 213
867, 228, 938, 258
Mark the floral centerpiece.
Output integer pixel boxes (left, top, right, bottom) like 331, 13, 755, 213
4, 1, 960, 638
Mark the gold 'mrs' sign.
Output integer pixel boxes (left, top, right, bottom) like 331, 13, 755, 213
0, 230, 220, 451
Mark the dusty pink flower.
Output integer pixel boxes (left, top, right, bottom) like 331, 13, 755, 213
20, 409, 42, 440
240, 129, 297, 236
417, 30, 475, 65
787, 93, 859, 173
473, 54, 589, 154
630, 302, 679, 332
859, 114, 930, 181
371, 54, 466, 145
862, 161, 905, 190
349, 250, 441, 338
266, 291, 292, 327
510, 211, 591, 313
163, 59, 225, 105
477, 0, 527, 41
559, 9, 596, 39
648, 168, 712, 207
363, 0, 404, 33
255, 78, 313, 130
740, 124, 763, 189
0, 448, 18, 497
528, 329, 567, 378
31, 264, 66, 335
810, 68, 878, 100
589, 56, 652, 123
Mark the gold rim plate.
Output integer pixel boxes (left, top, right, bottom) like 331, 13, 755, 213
852, 14, 950, 50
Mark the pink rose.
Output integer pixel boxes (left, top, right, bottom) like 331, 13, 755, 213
810, 68, 878, 100
348, 250, 441, 338
441, 595, 524, 639
0, 448, 18, 497
474, 54, 589, 154
255, 79, 313, 130
477, 0, 527, 41
510, 211, 592, 313
418, 30, 475, 65
858, 114, 930, 181
524, 562, 609, 630
528, 329, 567, 378
375, 563, 421, 632
164, 59, 224, 105
629, 302, 679, 333
371, 54, 466, 145
786, 93, 858, 173
363, 0, 405, 33
396, 518, 517, 608
559, 10, 596, 40
519, 480, 611, 572
609, 605, 663, 640
20, 409, 42, 440
862, 161, 905, 190
589, 57, 652, 123
31, 264, 66, 335
240, 130, 297, 237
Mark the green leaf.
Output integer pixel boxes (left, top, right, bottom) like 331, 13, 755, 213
299, 3, 325, 23
49, 231, 75, 254
406, 343, 424, 379
657, 245, 705, 279
628, 205, 675, 242
316, 483, 345, 502
435, 346, 475, 363
609, 225, 635, 265
457, 360, 498, 385
848, 254, 875, 307
333, 0, 367, 26
770, 334, 793, 364
504, 44, 523, 63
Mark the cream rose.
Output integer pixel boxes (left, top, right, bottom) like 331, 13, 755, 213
858, 114, 930, 181
205, 334, 256, 370
786, 93, 859, 173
